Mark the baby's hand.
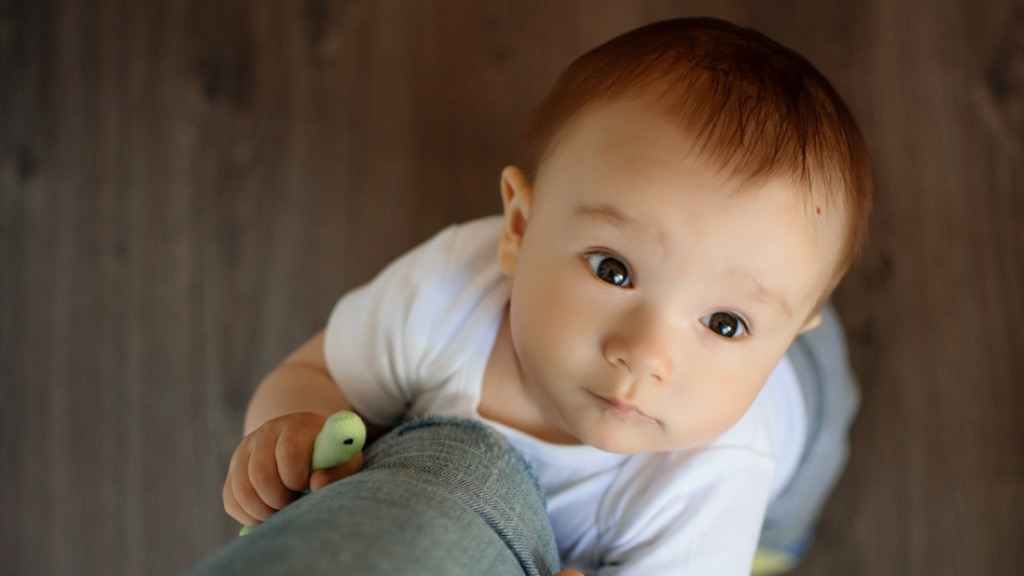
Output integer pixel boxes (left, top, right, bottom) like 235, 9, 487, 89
222, 412, 364, 527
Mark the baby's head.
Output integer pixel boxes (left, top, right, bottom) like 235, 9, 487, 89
511, 17, 871, 302
495, 18, 872, 454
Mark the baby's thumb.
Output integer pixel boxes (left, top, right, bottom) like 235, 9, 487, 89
309, 451, 364, 492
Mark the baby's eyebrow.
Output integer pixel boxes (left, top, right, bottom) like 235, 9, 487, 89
572, 203, 666, 251
573, 202, 667, 254
573, 203, 632, 226
726, 270, 793, 319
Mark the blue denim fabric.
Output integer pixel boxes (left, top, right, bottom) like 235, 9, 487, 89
187, 416, 561, 576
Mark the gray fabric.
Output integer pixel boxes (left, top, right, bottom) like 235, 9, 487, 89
759, 304, 860, 556
186, 417, 561, 576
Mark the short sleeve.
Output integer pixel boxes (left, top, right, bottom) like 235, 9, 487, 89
323, 217, 507, 427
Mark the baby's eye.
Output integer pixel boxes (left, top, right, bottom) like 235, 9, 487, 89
586, 253, 631, 287
702, 312, 748, 339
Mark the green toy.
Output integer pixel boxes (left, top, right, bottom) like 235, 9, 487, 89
239, 411, 366, 536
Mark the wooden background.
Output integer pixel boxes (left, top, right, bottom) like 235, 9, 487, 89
2, 1, 1021, 574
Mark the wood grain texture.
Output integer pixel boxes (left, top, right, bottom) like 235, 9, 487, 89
1, 1, 1021, 574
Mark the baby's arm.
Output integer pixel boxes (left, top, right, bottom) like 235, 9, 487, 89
222, 331, 385, 528
243, 331, 350, 434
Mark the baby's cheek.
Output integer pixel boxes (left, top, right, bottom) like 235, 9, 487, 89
512, 283, 586, 371
677, 368, 766, 443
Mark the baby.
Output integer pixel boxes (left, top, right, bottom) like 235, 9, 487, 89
223, 17, 871, 575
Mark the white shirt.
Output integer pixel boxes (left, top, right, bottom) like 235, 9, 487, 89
324, 217, 806, 575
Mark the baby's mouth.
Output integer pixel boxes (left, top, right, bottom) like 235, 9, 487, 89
588, 391, 657, 423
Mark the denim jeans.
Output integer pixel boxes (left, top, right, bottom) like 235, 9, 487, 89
187, 417, 561, 576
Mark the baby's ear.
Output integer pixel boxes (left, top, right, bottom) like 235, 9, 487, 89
497, 166, 533, 275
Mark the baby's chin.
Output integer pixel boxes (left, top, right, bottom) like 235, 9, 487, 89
570, 422, 665, 455
572, 420, 716, 455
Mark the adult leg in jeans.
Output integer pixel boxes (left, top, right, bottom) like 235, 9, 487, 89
187, 416, 562, 576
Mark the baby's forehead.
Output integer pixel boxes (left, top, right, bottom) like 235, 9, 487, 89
543, 98, 849, 284
550, 96, 832, 196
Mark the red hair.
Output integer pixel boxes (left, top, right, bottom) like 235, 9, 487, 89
513, 18, 872, 288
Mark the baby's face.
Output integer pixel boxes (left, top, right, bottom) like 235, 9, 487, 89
499, 98, 837, 454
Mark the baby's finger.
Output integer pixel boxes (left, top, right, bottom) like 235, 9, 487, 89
233, 470, 278, 523
309, 451, 364, 492
275, 423, 317, 492
248, 437, 298, 512
222, 473, 258, 526
229, 444, 278, 523
224, 447, 273, 525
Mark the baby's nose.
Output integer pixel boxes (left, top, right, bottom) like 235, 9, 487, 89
602, 309, 679, 384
